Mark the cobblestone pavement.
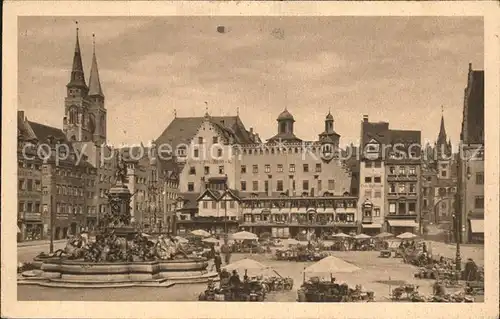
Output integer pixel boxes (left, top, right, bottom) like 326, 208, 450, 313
18, 246, 482, 302
18, 241, 66, 263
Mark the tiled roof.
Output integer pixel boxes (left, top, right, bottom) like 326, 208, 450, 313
28, 121, 69, 145
361, 121, 390, 146
155, 116, 256, 152
462, 70, 484, 144
388, 129, 421, 145
178, 192, 199, 210
267, 132, 302, 143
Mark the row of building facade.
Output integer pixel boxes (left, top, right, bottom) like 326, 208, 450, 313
17, 28, 484, 243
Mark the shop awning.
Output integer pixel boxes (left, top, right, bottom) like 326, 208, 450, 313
387, 220, 419, 228
469, 219, 484, 233
362, 223, 382, 229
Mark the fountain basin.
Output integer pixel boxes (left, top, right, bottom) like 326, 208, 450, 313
19, 257, 218, 288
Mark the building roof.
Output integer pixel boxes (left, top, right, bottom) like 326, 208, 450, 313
388, 129, 421, 145
277, 109, 295, 121
88, 48, 104, 97
267, 132, 303, 143
67, 29, 87, 89
437, 114, 447, 145
155, 115, 256, 152
361, 121, 390, 147
28, 121, 70, 145
178, 192, 199, 210
462, 68, 484, 144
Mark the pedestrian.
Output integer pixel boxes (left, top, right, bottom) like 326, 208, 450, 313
214, 253, 222, 275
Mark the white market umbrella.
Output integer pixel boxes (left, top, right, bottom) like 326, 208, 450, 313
354, 233, 371, 240
190, 229, 211, 237
304, 256, 361, 274
332, 232, 351, 238
230, 231, 258, 241
396, 232, 418, 239
202, 237, 220, 244
223, 258, 277, 277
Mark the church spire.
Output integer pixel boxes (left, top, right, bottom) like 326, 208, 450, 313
437, 106, 447, 145
67, 21, 87, 89
88, 33, 104, 97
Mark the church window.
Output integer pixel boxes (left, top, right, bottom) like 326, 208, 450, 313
409, 166, 416, 175
277, 164, 283, 172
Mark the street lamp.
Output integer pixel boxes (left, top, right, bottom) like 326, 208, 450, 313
452, 212, 462, 279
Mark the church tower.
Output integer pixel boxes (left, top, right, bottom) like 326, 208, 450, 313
318, 110, 340, 147
435, 107, 452, 179
63, 23, 92, 142
87, 34, 107, 145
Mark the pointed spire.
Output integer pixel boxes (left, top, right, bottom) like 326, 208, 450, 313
437, 106, 447, 145
67, 21, 87, 89
88, 33, 104, 97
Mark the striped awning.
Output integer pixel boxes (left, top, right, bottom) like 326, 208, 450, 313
387, 220, 419, 227
469, 219, 484, 233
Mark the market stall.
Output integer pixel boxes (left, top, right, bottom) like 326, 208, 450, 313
297, 256, 373, 302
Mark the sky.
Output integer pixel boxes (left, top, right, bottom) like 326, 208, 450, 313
18, 16, 483, 148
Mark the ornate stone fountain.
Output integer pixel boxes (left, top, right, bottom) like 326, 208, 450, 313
18, 154, 217, 288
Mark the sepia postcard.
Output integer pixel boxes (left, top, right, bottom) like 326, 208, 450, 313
2, 1, 499, 319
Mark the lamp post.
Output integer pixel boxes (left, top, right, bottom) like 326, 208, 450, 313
49, 195, 54, 253
452, 212, 462, 279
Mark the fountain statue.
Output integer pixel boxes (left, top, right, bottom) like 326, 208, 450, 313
19, 151, 217, 288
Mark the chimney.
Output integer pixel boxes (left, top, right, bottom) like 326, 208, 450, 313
363, 115, 369, 123
18, 110, 25, 121
250, 127, 253, 134
469, 63, 472, 71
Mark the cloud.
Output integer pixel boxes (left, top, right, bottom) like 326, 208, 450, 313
18, 16, 484, 149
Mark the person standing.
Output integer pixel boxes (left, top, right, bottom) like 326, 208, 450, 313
214, 253, 222, 275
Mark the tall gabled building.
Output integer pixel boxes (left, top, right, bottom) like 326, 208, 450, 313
457, 63, 484, 243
